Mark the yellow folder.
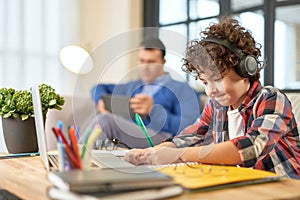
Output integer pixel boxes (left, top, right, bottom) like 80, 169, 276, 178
157, 163, 281, 190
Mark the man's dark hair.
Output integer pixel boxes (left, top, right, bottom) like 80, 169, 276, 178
140, 37, 166, 59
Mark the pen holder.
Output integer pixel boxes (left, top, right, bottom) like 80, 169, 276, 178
79, 144, 92, 170
57, 143, 72, 172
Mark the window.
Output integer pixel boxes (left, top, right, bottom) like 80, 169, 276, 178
144, 0, 300, 91
0, 0, 79, 94
231, 0, 263, 11
274, 4, 300, 89
158, 0, 221, 90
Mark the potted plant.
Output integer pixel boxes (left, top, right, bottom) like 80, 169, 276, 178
0, 84, 65, 154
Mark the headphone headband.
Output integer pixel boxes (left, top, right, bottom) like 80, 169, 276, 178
201, 37, 258, 78
202, 38, 244, 59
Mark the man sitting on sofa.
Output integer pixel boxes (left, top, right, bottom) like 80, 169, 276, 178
87, 37, 201, 149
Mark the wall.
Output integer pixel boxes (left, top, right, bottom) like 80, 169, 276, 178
70, 0, 143, 97
0, 0, 143, 153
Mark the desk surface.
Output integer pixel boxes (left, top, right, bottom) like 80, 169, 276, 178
1, 156, 300, 200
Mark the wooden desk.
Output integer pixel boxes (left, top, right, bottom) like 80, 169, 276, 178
1, 156, 300, 200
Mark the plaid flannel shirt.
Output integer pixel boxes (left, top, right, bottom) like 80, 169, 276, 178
172, 81, 300, 179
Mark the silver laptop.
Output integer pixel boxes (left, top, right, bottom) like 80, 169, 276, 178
32, 85, 56, 171
31, 85, 135, 171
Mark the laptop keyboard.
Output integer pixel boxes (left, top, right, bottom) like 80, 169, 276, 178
91, 153, 136, 169
48, 152, 135, 170
48, 154, 59, 170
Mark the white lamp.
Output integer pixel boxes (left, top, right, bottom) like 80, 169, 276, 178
59, 45, 93, 75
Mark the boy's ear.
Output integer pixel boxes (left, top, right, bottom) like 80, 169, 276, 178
163, 58, 166, 65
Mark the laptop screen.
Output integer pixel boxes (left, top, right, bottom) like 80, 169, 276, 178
32, 85, 50, 171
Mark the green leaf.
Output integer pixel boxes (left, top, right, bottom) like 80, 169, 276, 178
21, 114, 29, 121
49, 99, 56, 106
3, 113, 11, 118
0, 84, 65, 121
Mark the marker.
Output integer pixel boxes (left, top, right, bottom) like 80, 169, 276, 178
75, 126, 80, 140
0, 152, 39, 159
69, 125, 81, 167
86, 124, 102, 150
57, 137, 66, 171
135, 113, 154, 147
52, 127, 82, 169
81, 127, 92, 159
57, 121, 63, 132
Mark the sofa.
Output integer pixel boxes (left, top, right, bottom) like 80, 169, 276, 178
45, 92, 300, 150
1, 92, 298, 152
285, 93, 300, 131
45, 96, 96, 150
200, 92, 300, 130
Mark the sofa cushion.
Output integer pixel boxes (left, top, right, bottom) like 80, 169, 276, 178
45, 96, 96, 150
285, 93, 300, 131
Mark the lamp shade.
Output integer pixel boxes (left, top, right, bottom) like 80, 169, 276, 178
59, 45, 93, 75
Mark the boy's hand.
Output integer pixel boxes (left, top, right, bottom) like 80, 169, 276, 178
125, 146, 186, 165
124, 148, 150, 165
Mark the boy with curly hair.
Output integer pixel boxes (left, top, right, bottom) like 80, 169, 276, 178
125, 17, 300, 179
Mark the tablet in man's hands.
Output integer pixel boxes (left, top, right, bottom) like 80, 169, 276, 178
101, 95, 134, 119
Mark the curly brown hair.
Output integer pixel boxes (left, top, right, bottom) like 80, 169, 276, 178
182, 17, 263, 82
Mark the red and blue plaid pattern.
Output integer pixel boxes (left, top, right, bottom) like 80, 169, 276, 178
173, 81, 300, 178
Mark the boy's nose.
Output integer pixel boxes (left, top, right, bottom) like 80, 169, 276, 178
206, 85, 218, 98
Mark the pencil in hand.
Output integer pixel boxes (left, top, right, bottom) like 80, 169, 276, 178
135, 113, 154, 147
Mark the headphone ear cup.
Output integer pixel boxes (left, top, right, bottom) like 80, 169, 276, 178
202, 37, 259, 78
237, 55, 258, 78
235, 62, 248, 78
